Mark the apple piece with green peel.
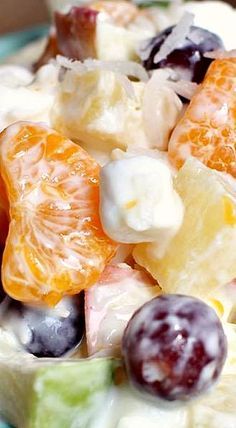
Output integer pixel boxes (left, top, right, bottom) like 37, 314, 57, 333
0, 351, 116, 428
30, 359, 115, 428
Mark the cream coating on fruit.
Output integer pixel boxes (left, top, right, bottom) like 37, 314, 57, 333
122, 294, 227, 401
0, 64, 58, 132
85, 263, 160, 356
0, 121, 116, 305
134, 158, 236, 297
100, 155, 184, 245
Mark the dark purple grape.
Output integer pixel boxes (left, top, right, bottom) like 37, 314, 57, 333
4, 293, 84, 358
122, 294, 227, 402
143, 26, 224, 83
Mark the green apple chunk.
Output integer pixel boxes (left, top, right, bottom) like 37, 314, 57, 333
0, 345, 115, 428
30, 359, 114, 428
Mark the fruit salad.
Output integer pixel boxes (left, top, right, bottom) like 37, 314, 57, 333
0, 0, 236, 427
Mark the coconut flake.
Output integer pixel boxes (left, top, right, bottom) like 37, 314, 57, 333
204, 49, 236, 59
166, 80, 198, 100
188, 27, 205, 45
137, 38, 156, 62
56, 55, 149, 81
148, 68, 198, 100
154, 12, 194, 64
116, 74, 135, 98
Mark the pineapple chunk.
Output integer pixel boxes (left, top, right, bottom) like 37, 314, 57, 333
51, 68, 149, 151
134, 158, 236, 298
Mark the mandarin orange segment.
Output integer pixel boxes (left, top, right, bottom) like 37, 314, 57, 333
168, 58, 236, 177
0, 122, 117, 305
0, 175, 9, 246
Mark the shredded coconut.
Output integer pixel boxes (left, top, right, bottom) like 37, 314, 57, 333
153, 12, 194, 64
56, 55, 149, 81
166, 79, 198, 100
137, 38, 156, 62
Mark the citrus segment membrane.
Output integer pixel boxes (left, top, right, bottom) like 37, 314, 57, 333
0, 122, 116, 305
168, 58, 236, 177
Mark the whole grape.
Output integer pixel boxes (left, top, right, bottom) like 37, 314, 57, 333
122, 294, 227, 402
4, 293, 84, 358
143, 26, 224, 83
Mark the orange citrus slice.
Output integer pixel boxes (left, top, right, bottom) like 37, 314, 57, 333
168, 58, 236, 177
0, 175, 9, 246
0, 122, 116, 306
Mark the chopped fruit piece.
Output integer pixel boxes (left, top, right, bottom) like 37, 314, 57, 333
122, 294, 227, 401
109, 244, 134, 265
30, 359, 115, 428
3, 294, 84, 358
143, 25, 224, 83
91, 1, 139, 26
0, 248, 6, 303
100, 155, 184, 245
33, 30, 60, 72
0, 357, 115, 428
56, 2, 150, 61
168, 58, 236, 177
0, 175, 9, 246
52, 67, 149, 152
142, 70, 183, 151
134, 158, 236, 298
0, 64, 57, 133
0, 122, 116, 305
85, 263, 160, 356
35, 3, 155, 68
55, 7, 98, 61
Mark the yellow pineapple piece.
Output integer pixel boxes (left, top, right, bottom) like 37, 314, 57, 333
51, 67, 148, 152
134, 158, 236, 298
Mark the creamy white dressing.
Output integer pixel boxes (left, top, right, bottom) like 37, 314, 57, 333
0, 63, 58, 131
89, 323, 236, 428
0, 1, 235, 427
100, 155, 184, 245
85, 263, 160, 356
0, 296, 81, 357
142, 70, 183, 151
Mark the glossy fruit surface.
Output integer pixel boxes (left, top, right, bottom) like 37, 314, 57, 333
0, 122, 116, 306
143, 26, 224, 83
4, 294, 84, 358
122, 294, 227, 401
0, 176, 9, 247
55, 7, 98, 61
168, 58, 236, 176
0, 247, 6, 303
134, 158, 236, 299
30, 358, 115, 428
85, 263, 160, 356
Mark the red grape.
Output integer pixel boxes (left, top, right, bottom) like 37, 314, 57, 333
122, 294, 227, 401
143, 26, 224, 83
